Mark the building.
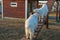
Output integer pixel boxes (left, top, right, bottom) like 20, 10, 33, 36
3, 0, 25, 18
0, 0, 38, 19
1, 0, 60, 20
1, 0, 38, 19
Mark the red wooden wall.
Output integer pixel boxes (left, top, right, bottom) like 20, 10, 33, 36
3, 0, 25, 18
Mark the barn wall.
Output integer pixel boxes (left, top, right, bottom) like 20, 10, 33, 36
3, 0, 25, 18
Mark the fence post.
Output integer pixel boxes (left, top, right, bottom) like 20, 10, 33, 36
46, 12, 49, 29
56, 0, 59, 22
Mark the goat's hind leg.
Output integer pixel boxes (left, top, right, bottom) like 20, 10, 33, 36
25, 28, 30, 40
29, 30, 34, 40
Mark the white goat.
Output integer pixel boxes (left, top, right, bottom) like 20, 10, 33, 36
25, 13, 39, 40
25, 4, 48, 40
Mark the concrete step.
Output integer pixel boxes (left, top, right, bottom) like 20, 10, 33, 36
49, 12, 56, 17
48, 19, 60, 26
48, 16, 56, 20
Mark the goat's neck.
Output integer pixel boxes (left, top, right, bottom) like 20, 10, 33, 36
33, 13, 39, 17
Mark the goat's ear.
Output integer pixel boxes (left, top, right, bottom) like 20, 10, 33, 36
31, 11, 34, 14
30, 12, 33, 15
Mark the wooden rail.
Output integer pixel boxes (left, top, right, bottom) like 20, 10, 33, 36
32, 16, 44, 40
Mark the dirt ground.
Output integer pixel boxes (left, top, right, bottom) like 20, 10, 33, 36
38, 25, 60, 40
0, 18, 25, 40
0, 14, 60, 40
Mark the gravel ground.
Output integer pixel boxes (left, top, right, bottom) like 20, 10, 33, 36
0, 18, 25, 40
0, 17, 60, 40
0, 27, 25, 40
38, 25, 60, 40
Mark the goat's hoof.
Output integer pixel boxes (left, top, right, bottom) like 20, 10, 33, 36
26, 37, 30, 40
